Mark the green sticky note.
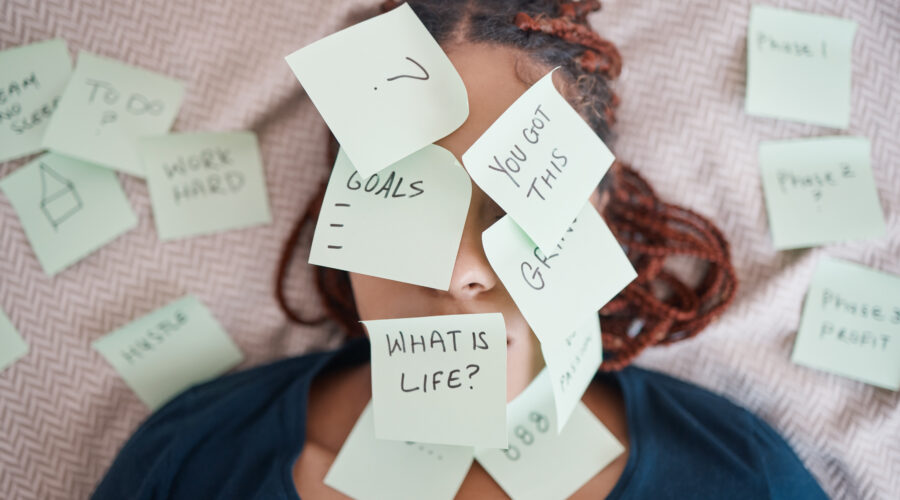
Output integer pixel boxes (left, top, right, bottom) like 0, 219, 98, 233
364, 313, 507, 448
0, 39, 72, 163
475, 371, 624, 500
285, 3, 468, 178
42, 52, 184, 177
462, 70, 615, 253
745, 5, 857, 128
0, 153, 137, 275
541, 315, 602, 433
0, 308, 29, 373
791, 257, 900, 391
760, 136, 885, 249
309, 144, 471, 290
325, 402, 474, 500
92, 295, 244, 409
138, 131, 272, 240
482, 202, 635, 346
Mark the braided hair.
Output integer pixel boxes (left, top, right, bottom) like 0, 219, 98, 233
276, 0, 737, 370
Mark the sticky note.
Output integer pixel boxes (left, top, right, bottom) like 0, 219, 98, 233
42, 52, 184, 176
760, 136, 885, 249
138, 131, 272, 240
475, 371, 624, 500
462, 70, 614, 253
364, 313, 507, 447
285, 3, 468, 178
92, 295, 244, 409
745, 5, 857, 128
325, 402, 474, 500
482, 202, 635, 346
791, 257, 900, 391
309, 144, 471, 290
541, 314, 602, 432
0, 153, 137, 275
0, 39, 72, 163
0, 308, 29, 373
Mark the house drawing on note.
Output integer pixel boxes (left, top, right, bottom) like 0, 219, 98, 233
39, 161, 83, 229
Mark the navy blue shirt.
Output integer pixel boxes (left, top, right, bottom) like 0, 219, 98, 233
93, 338, 827, 499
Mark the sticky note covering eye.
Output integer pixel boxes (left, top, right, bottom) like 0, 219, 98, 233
745, 5, 857, 128
0, 308, 29, 374
759, 136, 885, 249
0, 153, 137, 275
325, 402, 474, 500
139, 131, 272, 240
462, 70, 614, 253
0, 39, 72, 163
309, 144, 471, 290
364, 313, 507, 448
42, 52, 184, 177
791, 257, 900, 391
284, 3, 468, 178
92, 295, 244, 409
541, 315, 603, 432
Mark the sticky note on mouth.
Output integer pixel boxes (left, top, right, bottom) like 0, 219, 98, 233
364, 313, 507, 448
285, 2, 468, 178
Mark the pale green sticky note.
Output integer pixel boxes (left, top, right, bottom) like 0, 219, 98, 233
92, 295, 244, 409
541, 314, 602, 433
364, 313, 507, 448
324, 401, 474, 500
482, 202, 635, 347
462, 69, 614, 253
138, 131, 272, 240
760, 136, 884, 249
42, 52, 184, 176
285, 3, 468, 178
475, 370, 624, 500
309, 144, 471, 290
0, 153, 137, 275
791, 257, 900, 391
745, 5, 857, 128
0, 39, 72, 163
0, 308, 29, 373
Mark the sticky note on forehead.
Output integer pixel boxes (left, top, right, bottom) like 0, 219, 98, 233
791, 257, 900, 391
482, 203, 635, 346
309, 144, 471, 290
462, 69, 614, 253
285, 3, 468, 178
364, 313, 507, 448
42, 52, 184, 177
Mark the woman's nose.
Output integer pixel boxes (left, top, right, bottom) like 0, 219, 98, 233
447, 188, 499, 301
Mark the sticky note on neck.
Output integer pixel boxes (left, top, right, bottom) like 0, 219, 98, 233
475, 371, 624, 500
325, 402, 474, 500
139, 131, 272, 240
42, 52, 184, 177
0, 308, 29, 374
364, 313, 507, 447
285, 3, 468, 178
92, 295, 244, 409
482, 202, 635, 346
462, 69, 614, 253
0, 39, 72, 163
541, 315, 603, 432
0, 153, 137, 275
760, 136, 885, 249
745, 5, 856, 128
309, 144, 471, 290
791, 257, 900, 391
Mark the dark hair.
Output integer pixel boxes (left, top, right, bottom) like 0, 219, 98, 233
276, 0, 737, 370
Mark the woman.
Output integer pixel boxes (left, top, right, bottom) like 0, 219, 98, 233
94, 1, 828, 498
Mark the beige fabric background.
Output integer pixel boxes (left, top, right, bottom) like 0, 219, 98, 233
1, 0, 897, 498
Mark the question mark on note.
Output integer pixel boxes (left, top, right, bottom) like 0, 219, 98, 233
374, 56, 430, 91
466, 363, 480, 390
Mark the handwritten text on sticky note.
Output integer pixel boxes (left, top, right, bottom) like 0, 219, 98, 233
541, 315, 602, 432
0, 308, 29, 374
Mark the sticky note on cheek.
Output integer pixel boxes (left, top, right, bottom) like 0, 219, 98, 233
364, 313, 507, 448
0, 308, 29, 373
42, 52, 184, 177
541, 315, 603, 432
309, 144, 471, 290
791, 257, 900, 391
0, 39, 72, 163
462, 69, 614, 253
285, 2, 468, 178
